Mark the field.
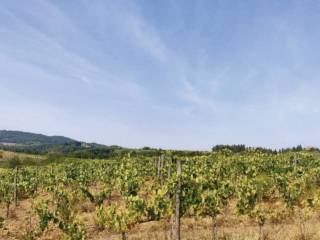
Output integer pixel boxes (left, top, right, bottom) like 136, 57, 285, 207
1, 149, 320, 240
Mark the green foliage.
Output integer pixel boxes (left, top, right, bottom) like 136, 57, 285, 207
212, 144, 247, 153
146, 187, 172, 220
125, 195, 146, 222
0, 172, 14, 217
0, 216, 4, 228
96, 196, 146, 236
34, 192, 86, 239
8, 156, 22, 168
95, 205, 107, 230
104, 204, 130, 234
62, 221, 86, 240
34, 200, 55, 234
1, 148, 320, 239
236, 177, 258, 215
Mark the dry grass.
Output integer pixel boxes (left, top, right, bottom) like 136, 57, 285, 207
90, 218, 320, 240
0, 151, 43, 160
1, 195, 320, 240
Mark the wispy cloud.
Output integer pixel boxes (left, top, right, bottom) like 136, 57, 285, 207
123, 10, 169, 62
0, 0, 149, 102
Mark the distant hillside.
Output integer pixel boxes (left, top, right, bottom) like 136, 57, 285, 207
0, 130, 202, 159
0, 130, 75, 145
0, 130, 128, 158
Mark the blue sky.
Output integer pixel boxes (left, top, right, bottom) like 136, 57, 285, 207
1, 0, 320, 150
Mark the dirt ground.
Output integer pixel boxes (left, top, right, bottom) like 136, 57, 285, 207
1, 196, 320, 240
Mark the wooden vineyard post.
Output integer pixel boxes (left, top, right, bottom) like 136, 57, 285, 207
212, 214, 217, 240
175, 158, 182, 240
168, 155, 173, 239
153, 157, 157, 169
168, 156, 172, 178
121, 232, 127, 240
157, 156, 161, 179
14, 166, 18, 207
160, 154, 164, 186
157, 154, 165, 185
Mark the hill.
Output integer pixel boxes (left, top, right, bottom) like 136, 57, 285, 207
0, 130, 75, 145
0, 130, 155, 159
0, 130, 206, 159
0, 130, 118, 157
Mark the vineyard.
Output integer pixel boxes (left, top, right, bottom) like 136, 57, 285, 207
1, 149, 320, 239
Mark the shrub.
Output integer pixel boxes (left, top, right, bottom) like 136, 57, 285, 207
8, 156, 21, 168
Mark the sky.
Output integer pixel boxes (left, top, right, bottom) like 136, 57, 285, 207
1, 0, 320, 150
